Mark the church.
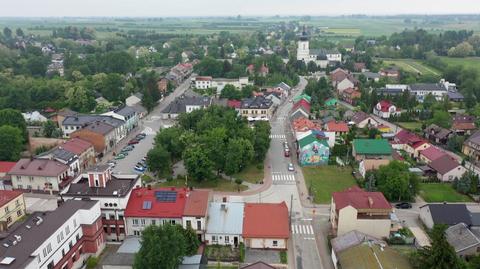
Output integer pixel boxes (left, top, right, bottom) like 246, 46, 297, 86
296, 28, 342, 68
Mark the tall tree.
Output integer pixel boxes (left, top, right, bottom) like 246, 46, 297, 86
0, 109, 28, 141
0, 126, 23, 161
374, 161, 419, 201
146, 145, 171, 176
183, 145, 214, 181
224, 138, 254, 175
15, 28, 24, 37
42, 120, 57, 138
3, 27, 12, 39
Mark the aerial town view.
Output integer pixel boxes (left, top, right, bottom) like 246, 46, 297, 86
0, 1, 480, 268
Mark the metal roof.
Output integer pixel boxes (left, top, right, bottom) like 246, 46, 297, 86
206, 202, 244, 235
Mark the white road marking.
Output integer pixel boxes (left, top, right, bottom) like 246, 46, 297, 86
291, 224, 315, 235
272, 174, 295, 182
269, 134, 286, 139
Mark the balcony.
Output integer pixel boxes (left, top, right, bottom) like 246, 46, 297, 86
59, 176, 75, 189
102, 219, 125, 226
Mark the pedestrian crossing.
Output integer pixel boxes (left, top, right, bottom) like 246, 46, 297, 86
143, 127, 156, 135
272, 173, 295, 182
269, 134, 286, 139
291, 224, 315, 235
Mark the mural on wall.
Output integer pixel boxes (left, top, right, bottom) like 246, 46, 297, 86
299, 140, 329, 166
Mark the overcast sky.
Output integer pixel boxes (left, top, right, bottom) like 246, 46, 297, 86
1, 0, 479, 17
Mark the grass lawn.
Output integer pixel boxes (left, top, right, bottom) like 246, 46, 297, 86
397, 122, 423, 131
382, 59, 440, 76
439, 56, 480, 75
419, 183, 472, 203
303, 165, 357, 204
232, 164, 264, 184
156, 177, 247, 192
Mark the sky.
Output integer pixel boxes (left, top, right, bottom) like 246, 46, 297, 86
0, 0, 479, 17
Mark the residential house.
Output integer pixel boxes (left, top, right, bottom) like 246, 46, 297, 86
211, 77, 252, 95
205, 202, 244, 247
428, 155, 466, 182
242, 203, 289, 250
445, 223, 480, 257
293, 94, 311, 104
297, 132, 330, 166
61, 165, 141, 241
418, 146, 448, 164
341, 88, 361, 105
373, 100, 398, 119
194, 76, 213, 89
181, 51, 195, 62
330, 186, 393, 238
166, 63, 193, 86
352, 139, 392, 161
70, 121, 116, 158
350, 111, 378, 129
161, 95, 211, 120
125, 93, 143, 107
325, 121, 349, 136
227, 100, 242, 112
36, 147, 80, 178
264, 92, 282, 107
52, 108, 76, 128
124, 188, 188, 237
448, 90, 465, 102
61, 115, 125, 141
22, 111, 47, 123
330, 68, 349, 84
463, 130, 480, 163
336, 78, 356, 94
420, 203, 472, 229
239, 96, 274, 121
0, 199, 105, 269
157, 78, 169, 94
241, 262, 276, 269
359, 159, 391, 178
377, 84, 409, 96
182, 190, 211, 242
290, 99, 311, 120
102, 106, 139, 133
379, 67, 400, 80
0, 190, 26, 229
424, 124, 453, 145
0, 162, 16, 178
452, 114, 476, 135
58, 138, 96, 171
292, 117, 321, 133
409, 83, 448, 102
353, 62, 366, 72
274, 82, 291, 97
361, 71, 381, 82
393, 130, 431, 158
8, 158, 70, 192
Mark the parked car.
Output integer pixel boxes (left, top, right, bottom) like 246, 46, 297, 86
134, 165, 145, 172
141, 156, 147, 162
128, 139, 139, 145
395, 202, 412, 209
288, 163, 294, 171
114, 154, 126, 160
284, 148, 290, 157
136, 133, 146, 139
122, 145, 134, 151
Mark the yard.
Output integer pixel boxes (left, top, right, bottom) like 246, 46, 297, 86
397, 122, 423, 132
381, 59, 440, 76
205, 245, 240, 262
232, 164, 264, 184
303, 165, 357, 204
418, 183, 472, 203
155, 177, 247, 192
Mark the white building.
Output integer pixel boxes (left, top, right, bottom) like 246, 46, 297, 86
205, 202, 244, 247
194, 76, 213, 89
373, 100, 398, 119
297, 30, 342, 66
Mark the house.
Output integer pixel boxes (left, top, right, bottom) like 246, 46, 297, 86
227, 100, 242, 111
377, 85, 408, 96
0, 199, 105, 269
157, 78, 169, 94
22, 111, 47, 123
291, 99, 311, 119
424, 124, 452, 145
206, 202, 244, 247
211, 77, 252, 95
293, 94, 311, 104
36, 147, 80, 178
341, 88, 361, 105
70, 121, 116, 158
58, 138, 96, 171
102, 105, 139, 134
418, 146, 448, 164
448, 90, 465, 102
274, 82, 291, 96
8, 158, 70, 192
419, 203, 472, 229
359, 159, 391, 178
452, 114, 476, 135
292, 117, 321, 133
161, 96, 211, 119
125, 92, 143, 107
240, 96, 274, 121
409, 83, 448, 102
0, 162, 16, 178
61, 115, 125, 141
379, 67, 400, 80
194, 76, 213, 89
353, 62, 366, 72
394, 130, 431, 158
428, 155, 466, 182
0, 190, 26, 229
463, 130, 480, 163
258, 63, 269, 77
264, 92, 282, 107
330, 186, 393, 238
61, 165, 141, 241
336, 78, 356, 94
361, 71, 381, 82
352, 139, 392, 161
330, 68, 350, 84
445, 223, 480, 257
181, 50, 195, 62
350, 111, 378, 129
51, 108, 76, 128
330, 230, 386, 269
373, 100, 398, 119
241, 261, 276, 269
325, 121, 349, 136
297, 133, 330, 166
182, 190, 211, 242
242, 203, 289, 250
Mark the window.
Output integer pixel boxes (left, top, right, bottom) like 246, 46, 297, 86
225, 236, 229, 244
118, 215, 124, 220
47, 261, 54, 269
134, 230, 141, 236
43, 248, 47, 257
170, 220, 176, 225
186, 220, 192, 228
197, 221, 202, 230
76, 234, 80, 242
151, 220, 156, 225
47, 243, 52, 253
140, 219, 146, 226
16, 176, 21, 181
37, 256, 41, 263
15, 200, 20, 206
73, 219, 77, 227
212, 236, 217, 243
95, 180, 99, 187
29, 176, 34, 182
16, 210, 22, 217
65, 225, 70, 235
69, 241, 73, 250
17, 184, 23, 189
6, 217, 11, 224
61, 249, 65, 257
272, 240, 278, 247
4, 206, 9, 213
27, 185, 32, 189
132, 219, 139, 225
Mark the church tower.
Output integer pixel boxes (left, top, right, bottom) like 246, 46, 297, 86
297, 26, 310, 62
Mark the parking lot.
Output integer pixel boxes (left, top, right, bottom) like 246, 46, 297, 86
110, 129, 154, 174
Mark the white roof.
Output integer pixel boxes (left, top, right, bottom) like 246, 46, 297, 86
206, 202, 244, 235
22, 111, 47, 122
409, 227, 431, 248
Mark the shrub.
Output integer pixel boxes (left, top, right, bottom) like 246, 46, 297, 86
280, 250, 287, 264
86, 256, 99, 269
239, 242, 245, 263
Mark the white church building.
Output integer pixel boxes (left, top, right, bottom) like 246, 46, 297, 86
297, 29, 342, 68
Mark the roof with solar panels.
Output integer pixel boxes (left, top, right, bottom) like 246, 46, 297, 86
124, 187, 191, 218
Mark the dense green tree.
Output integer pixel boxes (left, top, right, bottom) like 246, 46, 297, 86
201, 127, 228, 174
183, 145, 214, 181
429, 110, 452, 129
373, 161, 419, 201
146, 145, 171, 176
42, 120, 58, 138
0, 109, 28, 141
0, 126, 23, 161
453, 171, 478, 195
252, 121, 271, 162
154, 127, 185, 161
101, 73, 125, 102
3, 27, 12, 39
220, 84, 241, 100
224, 138, 254, 175
103, 51, 135, 74
15, 28, 24, 37
65, 85, 95, 113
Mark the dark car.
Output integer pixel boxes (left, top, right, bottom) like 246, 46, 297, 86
128, 139, 139, 145
395, 202, 412, 209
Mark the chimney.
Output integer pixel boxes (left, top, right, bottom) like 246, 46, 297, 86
367, 197, 374, 208
221, 204, 227, 211
222, 197, 227, 203
147, 184, 151, 190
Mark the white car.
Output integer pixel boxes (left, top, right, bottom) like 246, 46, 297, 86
288, 163, 295, 171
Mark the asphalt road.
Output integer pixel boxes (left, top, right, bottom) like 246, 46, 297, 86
109, 76, 192, 174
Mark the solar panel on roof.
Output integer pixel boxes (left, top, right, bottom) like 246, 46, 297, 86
142, 200, 152, 209
155, 191, 177, 202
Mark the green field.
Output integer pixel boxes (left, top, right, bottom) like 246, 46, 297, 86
397, 122, 423, 131
303, 165, 357, 204
418, 183, 472, 202
382, 59, 440, 76
155, 177, 247, 192
439, 56, 480, 75
232, 164, 264, 184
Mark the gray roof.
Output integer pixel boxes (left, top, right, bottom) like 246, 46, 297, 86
206, 202, 244, 235
276, 82, 291, 91
362, 71, 381, 79
162, 96, 211, 115
63, 174, 139, 198
377, 88, 405, 95
310, 48, 339, 56
331, 230, 384, 254
0, 200, 98, 269
241, 96, 273, 109
130, 104, 147, 114
409, 83, 446, 92
62, 115, 123, 127
471, 212, 480, 226
114, 106, 136, 118
445, 223, 480, 253
37, 147, 77, 164
448, 90, 464, 100
421, 203, 472, 226
80, 121, 115, 135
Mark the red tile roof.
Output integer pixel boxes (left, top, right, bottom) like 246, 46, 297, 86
8, 159, 69, 177
326, 121, 349, 132
196, 76, 212, 81
243, 202, 290, 239
0, 190, 22, 208
124, 187, 188, 218
333, 186, 391, 211
428, 155, 461, 175
453, 122, 476, 131
292, 99, 311, 113
59, 138, 93, 155
420, 146, 447, 162
378, 100, 394, 112
411, 140, 429, 149
292, 117, 321, 132
395, 130, 422, 145
227, 100, 242, 109
183, 190, 210, 217
0, 162, 17, 174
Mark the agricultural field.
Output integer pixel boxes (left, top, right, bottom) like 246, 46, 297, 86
381, 58, 440, 76
438, 56, 480, 75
